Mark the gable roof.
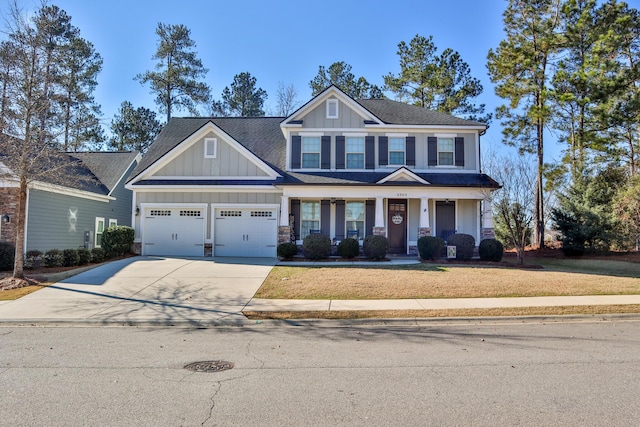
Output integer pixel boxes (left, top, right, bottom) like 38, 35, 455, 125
356, 99, 486, 127
128, 117, 286, 183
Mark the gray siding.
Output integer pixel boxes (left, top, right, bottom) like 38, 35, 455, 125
134, 191, 282, 240
154, 132, 267, 177
109, 162, 136, 227
301, 98, 366, 129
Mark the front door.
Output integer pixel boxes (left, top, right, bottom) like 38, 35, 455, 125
387, 199, 407, 254
436, 201, 456, 242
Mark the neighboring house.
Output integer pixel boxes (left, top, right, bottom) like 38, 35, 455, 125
126, 85, 499, 258
0, 151, 140, 253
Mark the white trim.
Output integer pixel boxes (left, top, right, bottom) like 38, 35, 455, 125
298, 131, 324, 137
434, 133, 457, 138
342, 132, 368, 137
129, 121, 281, 186
280, 186, 487, 200
326, 99, 339, 119
30, 181, 113, 202
108, 218, 118, 228
145, 175, 276, 181
23, 187, 29, 253
107, 154, 141, 197
377, 168, 430, 185
131, 185, 282, 192
385, 133, 409, 137
204, 137, 217, 158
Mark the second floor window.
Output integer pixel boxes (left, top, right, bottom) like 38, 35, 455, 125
438, 137, 454, 166
389, 137, 405, 166
346, 137, 364, 169
302, 137, 321, 168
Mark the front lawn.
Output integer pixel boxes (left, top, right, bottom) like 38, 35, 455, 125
255, 259, 640, 300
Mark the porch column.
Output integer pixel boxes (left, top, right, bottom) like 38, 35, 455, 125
373, 197, 386, 236
418, 197, 431, 238
481, 198, 495, 240
278, 195, 292, 244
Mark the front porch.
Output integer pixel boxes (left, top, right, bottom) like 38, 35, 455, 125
277, 189, 494, 255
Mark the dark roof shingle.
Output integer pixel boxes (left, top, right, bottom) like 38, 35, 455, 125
357, 99, 486, 127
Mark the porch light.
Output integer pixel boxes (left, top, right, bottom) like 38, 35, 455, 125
135, 206, 140, 216
2, 214, 9, 223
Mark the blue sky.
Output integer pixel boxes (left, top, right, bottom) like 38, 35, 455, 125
10, 0, 640, 159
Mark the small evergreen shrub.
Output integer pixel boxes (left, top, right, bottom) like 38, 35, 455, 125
91, 247, 105, 263
77, 248, 91, 265
560, 238, 585, 257
25, 250, 43, 269
277, 242, 298, 260
478, 238, 504, 262
44, 249, 64, 267
337, 238, 360, 259
63, 249, 80, 267
363, 235, 388, 260
303, 234, 331, 260
0, 241, 15, 271
417, 236, 445, 261
447, 233, 476, 261
101, 226, 134, 258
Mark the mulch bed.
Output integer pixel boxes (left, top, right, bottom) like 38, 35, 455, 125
0, 276, 43, 291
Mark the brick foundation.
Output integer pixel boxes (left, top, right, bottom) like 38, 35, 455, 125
372, 226, 386, 237
481, 227, 496, 240
204, 243, 212, 257
278, 226, 292, 244
0, 187, 19, 245
417, 227, 431, 238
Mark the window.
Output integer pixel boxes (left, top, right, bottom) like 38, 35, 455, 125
301, 136, 321, 168
301, 201, 320, 238
95, 217, 105, 248
438, 137, 454, 166
346, 202, 365, 240
108, 219, 117, 228
389, 137, 405, 166
204, 137, 217, 158
346, 137, 365, 169
326, 99, 339, 119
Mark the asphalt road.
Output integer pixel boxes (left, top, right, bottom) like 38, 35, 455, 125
1, 319, 639, 426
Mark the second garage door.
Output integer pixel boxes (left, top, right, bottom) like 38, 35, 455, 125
214, 208, 277, 257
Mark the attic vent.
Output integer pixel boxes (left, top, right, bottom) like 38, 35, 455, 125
251, 211, 273, 217
150, 210, 171, 216
326, 99, 339, 119
220, 210, 242, 217
180, 210, 202, 217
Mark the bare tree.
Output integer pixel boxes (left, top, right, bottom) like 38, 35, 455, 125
275, 82, 299, 116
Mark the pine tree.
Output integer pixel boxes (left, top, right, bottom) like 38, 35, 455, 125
212, 72, 267, 117
310, 62, 383, 99
109, 101, 162, 153
136, 23, 210, 121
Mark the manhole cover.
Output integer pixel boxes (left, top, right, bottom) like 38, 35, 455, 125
184, 360, 234, 373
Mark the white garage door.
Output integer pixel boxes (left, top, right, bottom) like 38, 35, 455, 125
143, 208, 205, 256
214, 208, 277, 257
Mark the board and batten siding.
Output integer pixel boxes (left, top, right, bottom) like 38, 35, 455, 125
134, 191, 282, 240
457, 199, 479, 241
300, 98, 366, 129
153, 133, 268, 177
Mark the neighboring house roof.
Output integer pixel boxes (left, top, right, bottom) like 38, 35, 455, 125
127, 117, 287, 183
356, 99, 486, 127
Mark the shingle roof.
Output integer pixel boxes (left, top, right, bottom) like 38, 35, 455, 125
281, 171, 499, 188
356, 99, 486, 127
128, 117, 286, 182
71, 151, 139, 193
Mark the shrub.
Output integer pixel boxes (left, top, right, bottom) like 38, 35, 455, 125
44, 249, 64, 267
363, 235, 388, 260
337, 238, 360, 259
91, 247, 105, 263
62, 249, 80, 267
77, 248, 92, 265
303, 234, 331, 260
417, 236, 445, 261
447, 233, 476, 261
0, 241, 15, 271
478, 238, 504, 262
277, 242, 298, 260
25, 250, 43, 269
101, 226, 134, 258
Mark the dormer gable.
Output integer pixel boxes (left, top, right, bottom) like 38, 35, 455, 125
377, 167, 431, 185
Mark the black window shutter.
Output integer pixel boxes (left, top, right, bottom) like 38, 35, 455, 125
365, 200, 375, 238
291, 199, 301, 240
335, 135, 345, 169
406, 136, 416, 166
379, 136, 388, 166
334, 200, 345, 240
365, 136, 375, 169
321, 200, 331, 237
428, 137, 437, 166
455, 137, 465, 167
292, 135, 302, 169
321, 136, 331, 169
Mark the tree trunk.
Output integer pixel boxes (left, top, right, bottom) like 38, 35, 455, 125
12, 175, 27, 279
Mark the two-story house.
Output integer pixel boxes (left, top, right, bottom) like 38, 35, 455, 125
126, 85, 499, 258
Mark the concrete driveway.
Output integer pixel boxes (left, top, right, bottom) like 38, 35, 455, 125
0, 256, 276, 325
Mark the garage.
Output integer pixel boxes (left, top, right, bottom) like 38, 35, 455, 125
214, 208, 277, 257
143, 207, 205, 256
